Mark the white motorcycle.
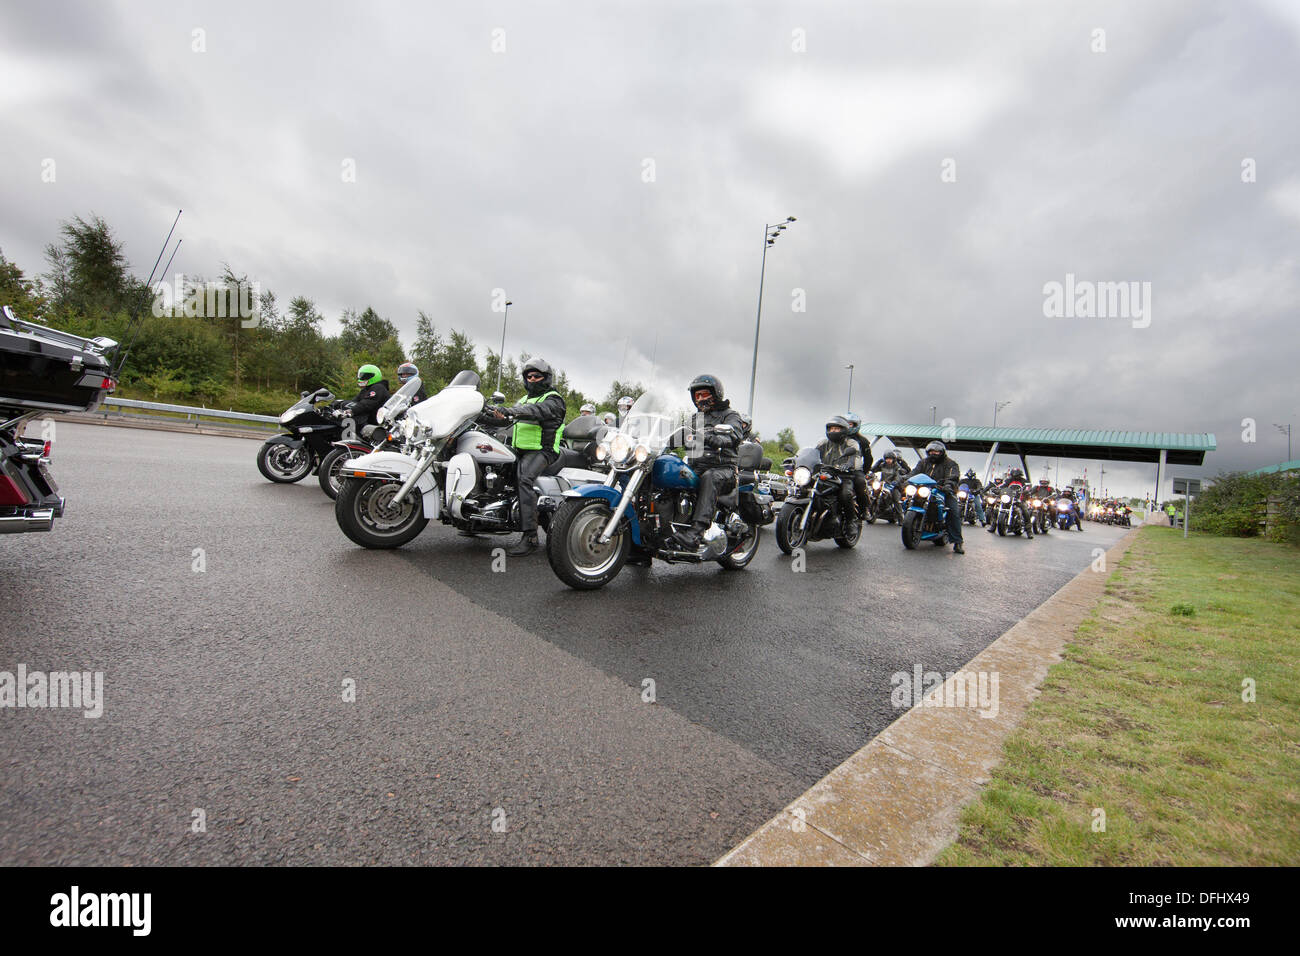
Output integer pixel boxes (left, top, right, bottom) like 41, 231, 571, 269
334, 371, 608, 549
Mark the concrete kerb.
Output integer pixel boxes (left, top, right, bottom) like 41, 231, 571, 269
715, 527, 1141, 867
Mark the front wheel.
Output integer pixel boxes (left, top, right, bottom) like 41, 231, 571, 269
997, 512, 1008, 536
775, 503, 810, 554
257, 440, 312, 483
901, 511, 922, 549
547, 497, 630, 590
318, 446, 366, 500
834, 509, 861, 548
335, 477, 429, 548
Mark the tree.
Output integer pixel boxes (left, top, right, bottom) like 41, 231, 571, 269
339, 306, 403, 357
0, 250, 46, 318
42, 214, 144, 318
410, 311, 443, 372
776, 427, 797, 449
603, 380, 646, 408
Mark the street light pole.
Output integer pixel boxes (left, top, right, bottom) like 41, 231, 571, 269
495, 299, 513, 395
994, 400, 1011, 427
748, 216, 796, 417
930, 405, 937, 426
1276, 422, 1292, 460
845, 364, 854, 411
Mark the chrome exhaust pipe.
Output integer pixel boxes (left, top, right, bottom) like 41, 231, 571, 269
0, 509, 55, 533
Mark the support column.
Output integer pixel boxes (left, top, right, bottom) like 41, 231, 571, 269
1154, 449, 1167, 507
981, 442, 1000, 485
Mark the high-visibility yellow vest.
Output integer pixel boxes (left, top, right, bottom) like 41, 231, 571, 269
511, 391, 561, 451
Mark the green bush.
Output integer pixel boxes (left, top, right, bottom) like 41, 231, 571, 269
1197, 471, 1300, 544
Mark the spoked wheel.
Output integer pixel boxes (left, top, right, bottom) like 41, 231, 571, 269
547, 498, 630, 590
335, 478, 429, 548
776, 503, 811, 554
901, 511, 923, 549
318, 446, 367, 499
257, 441, 312, 483
718, 525, 761, 569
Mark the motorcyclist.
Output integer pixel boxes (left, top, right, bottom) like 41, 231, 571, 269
486, 357, 567, 556
348, 364, 391, 432
989, 467, 1034, 539
843, 412, 873, 522
395, 362, 427, 403
1059, 486, 1084, 531
617, 396, 635, 427
816, 415, 863, 531
869, 448, 909, 520
963, 468, 987, 525
907, 440, 965, 553
579, 402, 596, 417
673, 374, 745, 551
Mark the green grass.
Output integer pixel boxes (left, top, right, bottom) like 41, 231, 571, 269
936, 526, 1300, 866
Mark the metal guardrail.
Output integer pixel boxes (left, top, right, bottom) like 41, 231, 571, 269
102, 397, 279, 425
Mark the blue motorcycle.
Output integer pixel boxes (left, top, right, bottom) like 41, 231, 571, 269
546, 390, 775, 589
1054, 496, 1082, 530
900, 473, 953, 549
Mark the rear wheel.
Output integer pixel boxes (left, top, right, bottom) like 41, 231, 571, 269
901, 511, 922, 549
257, 441, 312, 483
718, 525, 761, 569
318, 446, 366, 499
775, 503, 810, 554
335, 478, 428, 548
547, 498, 630, 590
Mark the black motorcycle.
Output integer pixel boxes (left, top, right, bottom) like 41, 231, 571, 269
1, 305, 118, 534
992, 483, 1033, 538
775, 446, 861, 553
865, 473, 903, 524
257, 388, 357, 484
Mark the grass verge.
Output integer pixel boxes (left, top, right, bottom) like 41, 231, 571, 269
936, 526, 1300, 865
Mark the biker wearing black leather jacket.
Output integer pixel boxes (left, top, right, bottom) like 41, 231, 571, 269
817, 416, 862, 525
844, 414, 873, 520
907, 440, 965, 552
676, 374, 744, 549
350, 379, 390, 429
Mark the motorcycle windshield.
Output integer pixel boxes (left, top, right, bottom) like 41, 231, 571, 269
409, 376, 484, 439
376, 375, 422, 424
794, 446, 822, 470
620, 390, 688, 455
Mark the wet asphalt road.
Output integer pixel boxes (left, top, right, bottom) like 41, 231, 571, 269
0, 423, 1128, 865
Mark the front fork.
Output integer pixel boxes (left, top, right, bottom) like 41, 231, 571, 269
392, 450, 436, 505
599, 469, 643, 543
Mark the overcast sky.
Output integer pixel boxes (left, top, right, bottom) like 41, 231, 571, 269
2, 0, 1297, 497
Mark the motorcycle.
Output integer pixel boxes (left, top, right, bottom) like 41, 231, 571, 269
899, 473, 954, 549
775, 446, 861, 553
546, 389, 774, 590
257, 388, 357, 484
992, 483, 1032, 537
958, 482, 980, 525
334, 373, 607, 549
1, 305, 118, 534
865, 474, 903, 524
1027, 494, 1051, 535
1055, 496, 1081, 530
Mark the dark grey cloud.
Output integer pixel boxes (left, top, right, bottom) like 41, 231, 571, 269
1, 0, 1297, 496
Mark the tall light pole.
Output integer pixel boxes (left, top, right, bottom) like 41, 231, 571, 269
845, 364, 854, 412
930, 405, 937, 425
748, 216, 797, 417
994, 400, 1011, 427
1276, 422, 1293, 461
494, 299, 513, 395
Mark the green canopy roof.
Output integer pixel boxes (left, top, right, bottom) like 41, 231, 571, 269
859, 424, 1216, 466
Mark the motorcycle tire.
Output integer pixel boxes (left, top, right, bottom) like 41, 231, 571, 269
834, 514, 860, 549
318, 445, 365, 500
864, 500, 878, 525
997, 513, 1008, 536
546, 497, 631, 590
335, 477, 429, 549
901, 512, 922, 549
257, 441, 312, 483
776, 503, 810, 555
718, 526, 762, 569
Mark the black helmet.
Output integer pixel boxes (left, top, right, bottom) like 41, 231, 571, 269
688, 374, 723, 411
397, 362, 418, 383
883, 447, 902, 462
965, 468, 977, 478
924, 440, 947, 463
825, 415, 850, 441
844, 412, 862, 436
522, 357, 553, 396
1009, 468, 1025, 482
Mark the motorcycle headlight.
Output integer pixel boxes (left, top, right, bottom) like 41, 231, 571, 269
634, 443, 650, 464
1057, 501, 1069, 511
610, 433, 632, 466
595, 441, 609, 461
957, 490, 967, 499
871, 479, 881, 490
793, 466, 812, 487
279, 409, 296, 424
918, 486, 931, 498
904, 484, 916, 497
1000, 494, 1011, 503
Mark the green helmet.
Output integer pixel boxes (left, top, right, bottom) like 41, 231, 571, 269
357, 364, 381, 386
